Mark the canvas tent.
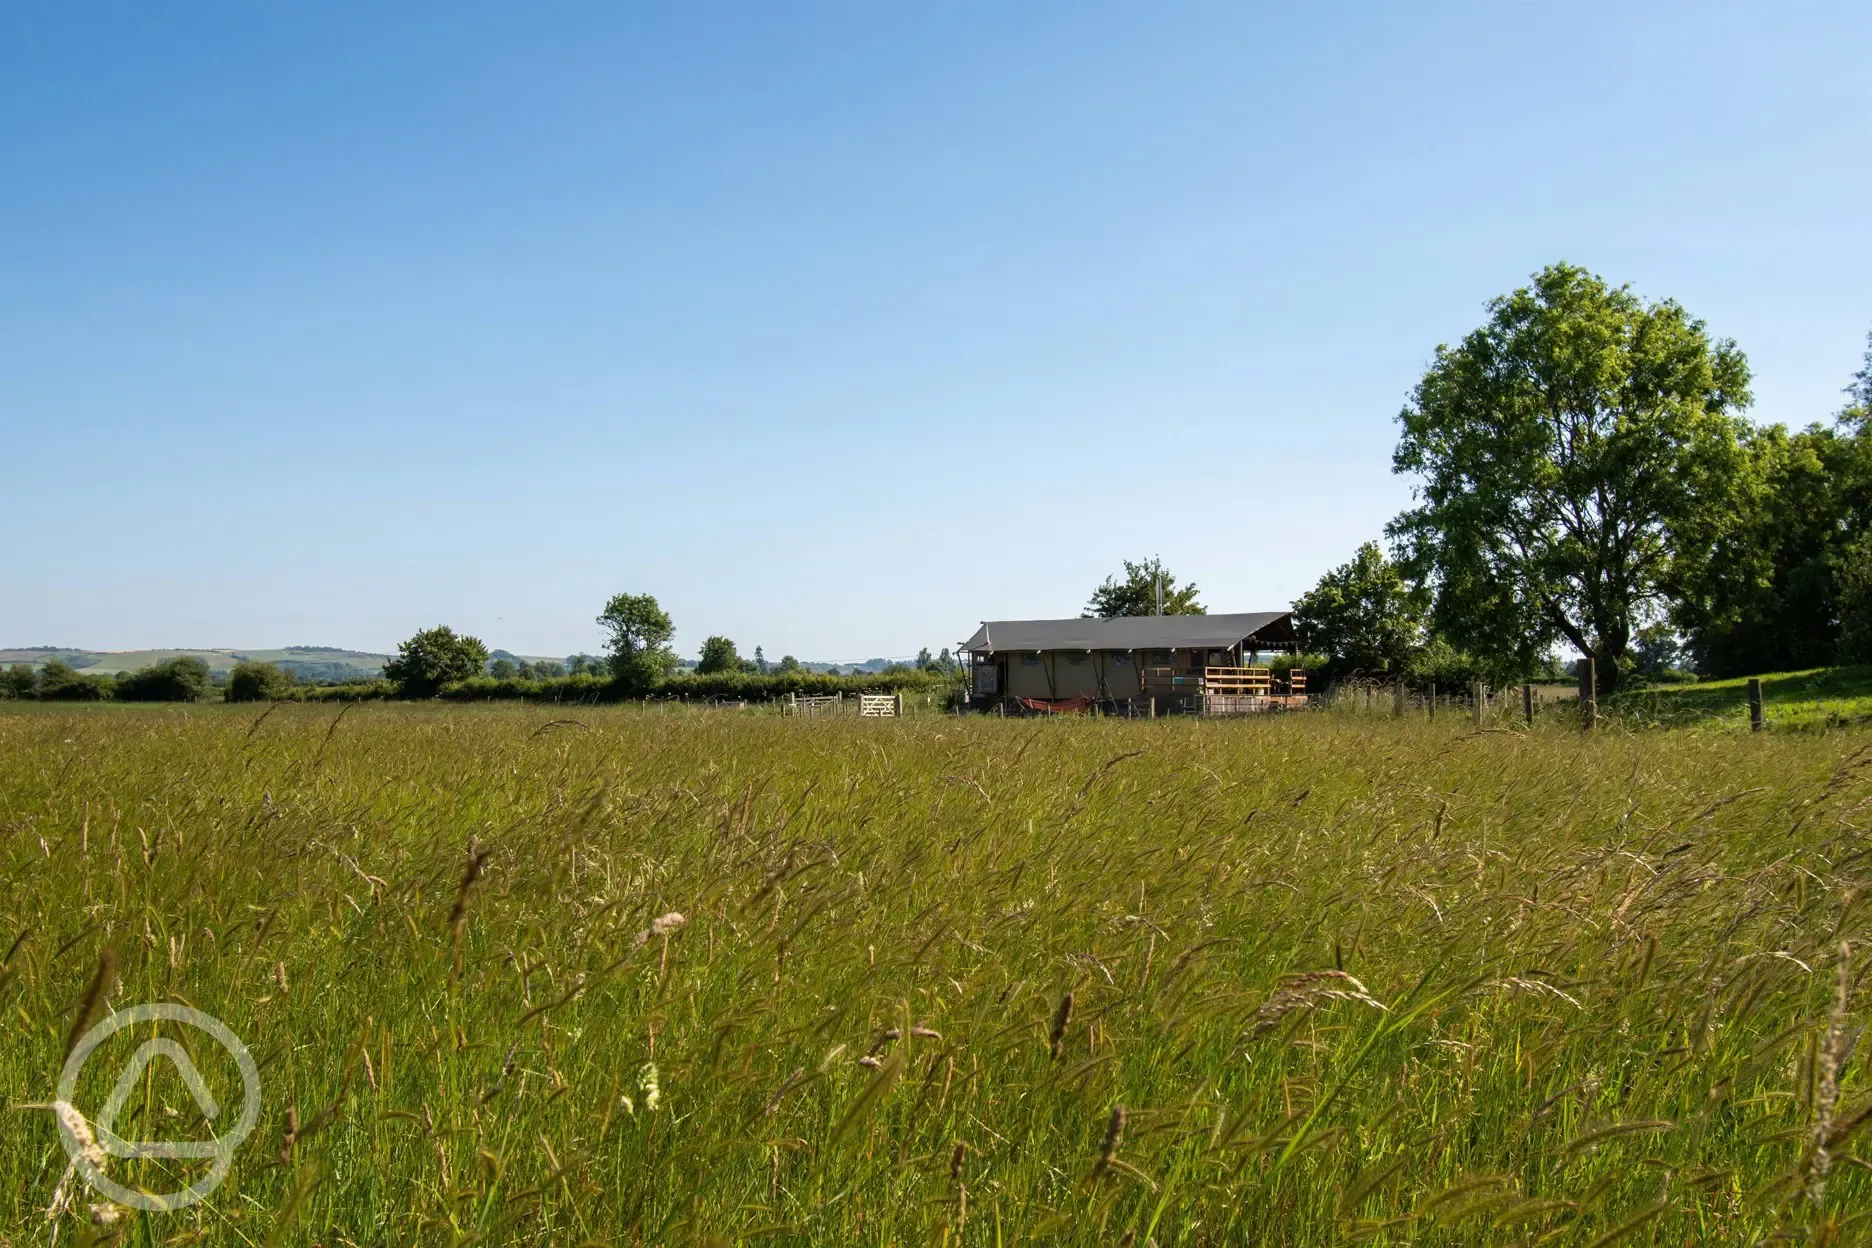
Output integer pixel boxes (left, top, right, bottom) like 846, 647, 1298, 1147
960, 612, 1296, 703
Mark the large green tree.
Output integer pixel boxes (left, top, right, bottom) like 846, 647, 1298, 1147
696, 635, 742, 675
1083, 557, 1204, 618
597, 592, 676, 691
1389, 263, 1752, 693
1292, 542, 1427, 674
1671, 421, 1872, 675
1671, 331, 1872, 675
383, 626, 490, 697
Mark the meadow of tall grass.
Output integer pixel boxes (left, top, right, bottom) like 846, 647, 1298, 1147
2, 703, 1868, 1244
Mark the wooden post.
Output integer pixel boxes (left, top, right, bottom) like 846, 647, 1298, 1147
1472, 681, 1484, 728
1579, 659, 1596, 729
1523, 682, 1534, 727
893, 692, 904, 718
1148, 696, 1156, 720
1748, 677, 1763, 732
1428, 682, 1435, 720
1393, 681, 1405, 718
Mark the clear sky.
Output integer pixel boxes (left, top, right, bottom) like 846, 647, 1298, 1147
4, 3, 1869, 661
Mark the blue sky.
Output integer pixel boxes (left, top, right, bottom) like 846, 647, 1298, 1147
4, 3, 1869, 660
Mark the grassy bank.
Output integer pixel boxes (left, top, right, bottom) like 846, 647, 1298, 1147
1609, 664, 1872, 730
2, 704, 1869, 1243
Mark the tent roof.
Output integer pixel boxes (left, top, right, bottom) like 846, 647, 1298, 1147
960, 612, 1295, 654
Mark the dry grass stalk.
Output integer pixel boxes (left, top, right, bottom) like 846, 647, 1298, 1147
61, 948, 117, 1062
633, 911, 687, 947
1247, 970, 1385, 1040
1809, 940, 1853, 1205
448, 839, 491, 941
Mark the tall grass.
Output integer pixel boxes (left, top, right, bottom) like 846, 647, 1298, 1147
1, 704, 1868, 1244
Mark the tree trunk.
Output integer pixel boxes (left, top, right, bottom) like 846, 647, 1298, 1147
1593, 643, 1623, 696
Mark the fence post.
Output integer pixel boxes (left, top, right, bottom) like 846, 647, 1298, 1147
1748, 678, 1763, 732
1393, 682, 1405, 718
1427, 682, 1435, 720
1523, 682, 1534, 727
893, 692, 904, 718
1472, 681, 1484, 728
1579, 659, 1596, 729
1149, 696, 1156, 720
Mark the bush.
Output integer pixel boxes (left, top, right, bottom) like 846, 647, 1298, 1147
658, 668, 957, 702
438, 674, 613, 703
36, 661, 115, 701
0, 665, 36, 699
226, 660, 297, 703
301, 680, 396, 702
420, 668, 958, 705
115, 656, 213, 702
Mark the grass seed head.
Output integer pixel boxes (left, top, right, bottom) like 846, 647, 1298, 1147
1091, 1104, 1125, 1180
53, 1101, 107, 1170
1049, 990, 1074, 1060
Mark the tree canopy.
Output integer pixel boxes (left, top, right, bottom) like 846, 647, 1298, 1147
1389, 263, 1752, 693
696, 635, 743, 675
115, 656, 211, 702
597, 592, 676, 691
383, 626, 490, 697
1670, 419, 1872, 675
226, 660, 296, 703
1084, 557, 1204, 618
1292, 542, 1426, 674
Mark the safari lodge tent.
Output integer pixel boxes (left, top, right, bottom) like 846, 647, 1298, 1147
960, 612, 1303, 715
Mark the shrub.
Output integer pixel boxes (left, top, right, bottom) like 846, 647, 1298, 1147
659, 668, 957, 702
36, 661, 114, 701
0, 665, 35, 699
301, 680, 396, 702
438, 674, 611, 702
227, 660, 297, 703
115, 656, 213, 702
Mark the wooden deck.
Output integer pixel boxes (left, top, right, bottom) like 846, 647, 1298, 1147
1201, 666, 1308, 714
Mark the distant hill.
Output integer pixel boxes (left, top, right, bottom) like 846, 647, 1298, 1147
0, 646, 393, 681
0, 646, 919, 682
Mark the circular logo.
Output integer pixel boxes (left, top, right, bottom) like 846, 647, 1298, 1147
55, 1003, 261, 1211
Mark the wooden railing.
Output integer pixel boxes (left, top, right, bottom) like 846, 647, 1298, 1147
1204, 666, 1272, 696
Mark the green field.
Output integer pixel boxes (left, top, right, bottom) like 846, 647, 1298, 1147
1609, 665, 1872, 731
3, 704, 1869, 1244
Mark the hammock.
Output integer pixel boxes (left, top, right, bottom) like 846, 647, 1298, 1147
1016, 695, 1097, 715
